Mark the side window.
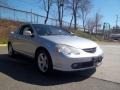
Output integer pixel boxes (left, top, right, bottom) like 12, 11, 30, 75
19, 25, 33, 36
23, 27, 32, 36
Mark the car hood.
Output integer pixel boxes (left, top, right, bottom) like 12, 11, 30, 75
40, 35, 98, 49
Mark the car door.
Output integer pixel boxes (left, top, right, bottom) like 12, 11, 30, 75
16, 25, 36, 57
11, 26, 25, 52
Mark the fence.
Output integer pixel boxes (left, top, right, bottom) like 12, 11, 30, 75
0, 5, 71, 26
0, 5, 115, 42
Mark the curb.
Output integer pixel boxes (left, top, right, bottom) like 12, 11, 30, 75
0, 44, 7, 47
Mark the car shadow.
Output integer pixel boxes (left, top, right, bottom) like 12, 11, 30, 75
0, 54, 96, 86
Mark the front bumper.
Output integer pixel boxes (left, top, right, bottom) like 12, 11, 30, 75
51, 45, 103, 71
53, 54, 103, 71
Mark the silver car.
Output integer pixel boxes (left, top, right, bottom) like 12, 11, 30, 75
8, 24, 103, 74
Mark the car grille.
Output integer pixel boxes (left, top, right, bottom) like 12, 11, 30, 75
83, 47, 96, 53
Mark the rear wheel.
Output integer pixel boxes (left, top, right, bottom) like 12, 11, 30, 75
36, 49, 53, 74
8, 43, 15, 57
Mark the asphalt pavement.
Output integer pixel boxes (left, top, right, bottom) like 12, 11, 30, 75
92, 44, 120, 83
0, 43, 120, 90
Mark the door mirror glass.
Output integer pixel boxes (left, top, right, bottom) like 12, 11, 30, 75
10, 31, 15, 34
23, 30, 33, 36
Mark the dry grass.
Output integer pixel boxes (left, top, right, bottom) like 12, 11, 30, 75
0, 19, 22, 44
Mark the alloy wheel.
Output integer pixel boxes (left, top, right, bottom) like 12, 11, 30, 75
37, 53, 49, 73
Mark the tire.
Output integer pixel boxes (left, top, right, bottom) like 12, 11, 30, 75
8, 43, 15, 57
36, 49, 53, 74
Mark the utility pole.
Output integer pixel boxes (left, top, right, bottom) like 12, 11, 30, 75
116, 15, 118, 30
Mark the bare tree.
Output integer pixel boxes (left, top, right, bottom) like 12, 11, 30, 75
86, 18, 95, 34
56, 0, 65, 27
86, 13, 102, 35
79, 0, 92, 32
72, 0, 79, 30
69, 15, 73, 29
67, 0, 81, 30
41, 0, 53, 24
95, 13, 103, 35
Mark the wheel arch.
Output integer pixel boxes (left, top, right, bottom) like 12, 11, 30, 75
35, 46, 52, 61
35, 46, 53, 70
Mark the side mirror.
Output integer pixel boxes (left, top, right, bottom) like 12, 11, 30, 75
23, 31, 33, 37
10, 31, 15, 34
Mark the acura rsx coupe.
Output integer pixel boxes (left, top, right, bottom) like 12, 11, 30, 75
8, 24, 103, 74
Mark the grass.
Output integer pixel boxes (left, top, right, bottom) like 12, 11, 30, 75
73, 30, 101, 41
0, 19, 21, 44
0, 38, 8, 44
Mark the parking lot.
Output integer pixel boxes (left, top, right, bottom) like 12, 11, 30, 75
0, 42, 120, 90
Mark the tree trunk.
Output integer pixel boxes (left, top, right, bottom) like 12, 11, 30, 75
60, 4, 64, 27
43, 0, 51, 24
69, 15, 73, 29
83, 20, 85, 32
44, 11, 49, 24
74, 11, 77, 30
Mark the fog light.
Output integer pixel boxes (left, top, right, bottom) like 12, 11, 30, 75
98, 56, 103, 62
71, 63, 80, 69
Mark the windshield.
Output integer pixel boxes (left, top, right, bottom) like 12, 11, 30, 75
33, 25, 71, 36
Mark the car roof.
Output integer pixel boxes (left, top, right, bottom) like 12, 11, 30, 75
22, 23, 58, 28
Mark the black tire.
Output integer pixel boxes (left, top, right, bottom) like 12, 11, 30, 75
36, 49, 53, 74
8, 43, 15, 57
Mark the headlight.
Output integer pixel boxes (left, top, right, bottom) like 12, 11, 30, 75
56, 44, 80, 55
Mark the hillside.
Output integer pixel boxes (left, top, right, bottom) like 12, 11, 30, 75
0, 19, 22, 44
0, 19, 101, 44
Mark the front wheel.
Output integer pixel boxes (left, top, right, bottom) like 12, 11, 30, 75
36, 49, 53, 74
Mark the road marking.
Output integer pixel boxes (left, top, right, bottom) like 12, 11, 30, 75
100, 45, 120, 48
0, 44, 7, 47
